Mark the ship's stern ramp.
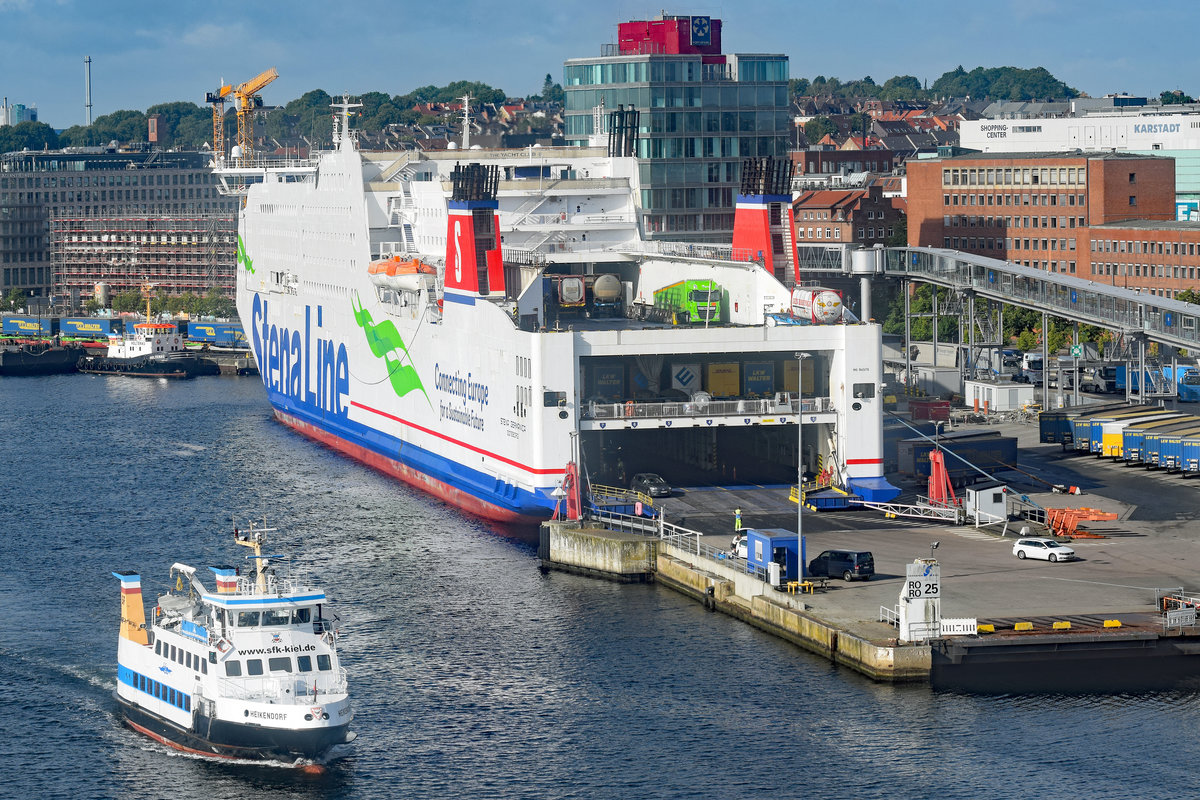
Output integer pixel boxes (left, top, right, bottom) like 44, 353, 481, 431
572, 321, 896, 500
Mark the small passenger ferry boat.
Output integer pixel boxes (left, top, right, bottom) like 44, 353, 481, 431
112, 520, 355, 763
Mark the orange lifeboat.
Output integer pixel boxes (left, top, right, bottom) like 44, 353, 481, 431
368, 256, 436, 291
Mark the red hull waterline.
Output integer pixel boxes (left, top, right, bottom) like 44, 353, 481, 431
276, 410, 546, 526
123, 717, 240, 761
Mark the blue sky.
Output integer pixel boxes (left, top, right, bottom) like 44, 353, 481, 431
3, 0, 1198, 128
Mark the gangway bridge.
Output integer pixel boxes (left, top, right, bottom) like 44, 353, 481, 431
784, 243, 1200, 402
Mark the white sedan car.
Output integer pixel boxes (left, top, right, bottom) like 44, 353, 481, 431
1013, 537, 1076, 562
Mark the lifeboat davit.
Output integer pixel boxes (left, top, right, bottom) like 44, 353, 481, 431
368, 256, 436, 292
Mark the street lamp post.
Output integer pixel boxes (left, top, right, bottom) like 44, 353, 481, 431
796, 351, 810, 580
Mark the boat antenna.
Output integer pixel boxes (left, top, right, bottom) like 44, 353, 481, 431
233, 517, 276, 593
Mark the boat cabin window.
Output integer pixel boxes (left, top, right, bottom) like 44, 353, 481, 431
155, 640, 162, 657
185, 652, 192, 669
292, 607, 312, 624
297, 655, 313, 672
200, 659, 207, 675
225, 660, 242, 677
261, 608, 291, 626
237, 611, 260, 627
268, 657, 292, 673
317, 654, 332, 671
170, 645, 177, 661
246, 659, 264, 676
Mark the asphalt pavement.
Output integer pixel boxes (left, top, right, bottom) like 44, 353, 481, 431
659, 412, 1200, 628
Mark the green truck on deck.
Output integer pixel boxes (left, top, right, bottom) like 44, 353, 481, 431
651, 279, 722, 324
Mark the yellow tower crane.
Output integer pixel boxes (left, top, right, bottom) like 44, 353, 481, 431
204, 83, 233, 163
232, 67, 278, 167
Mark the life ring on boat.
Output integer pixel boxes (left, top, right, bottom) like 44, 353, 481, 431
215, 639, 230, 654
625, 401, 634, 418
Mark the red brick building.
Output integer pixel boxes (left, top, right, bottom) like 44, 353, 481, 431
793, 184, 904, 245
907, 151, 1175, 280
1087, 221, 1200, 297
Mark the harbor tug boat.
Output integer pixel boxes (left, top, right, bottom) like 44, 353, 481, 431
112, 521, 354, 764
78, 281, 219, 379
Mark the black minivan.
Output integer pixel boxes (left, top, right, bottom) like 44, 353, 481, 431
808, 550, 874, 581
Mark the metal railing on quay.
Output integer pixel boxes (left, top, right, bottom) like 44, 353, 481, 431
583, 507, 772, 583
879, 606, 899, 627
584, 396, 831, 421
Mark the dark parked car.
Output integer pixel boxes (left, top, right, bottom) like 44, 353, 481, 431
808, 549, 874, 581
631, 473, 671, 498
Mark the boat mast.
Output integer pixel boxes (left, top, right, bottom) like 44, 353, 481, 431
234, 518, 275, 593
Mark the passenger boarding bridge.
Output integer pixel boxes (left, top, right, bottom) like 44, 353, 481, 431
785, 243, 1200, 401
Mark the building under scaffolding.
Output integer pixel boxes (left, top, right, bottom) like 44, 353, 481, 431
50, 214, 236, 305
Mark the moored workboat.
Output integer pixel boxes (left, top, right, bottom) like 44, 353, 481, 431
112, 519, 355, 764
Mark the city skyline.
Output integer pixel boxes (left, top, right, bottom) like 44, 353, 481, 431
2, 0, 1198, 129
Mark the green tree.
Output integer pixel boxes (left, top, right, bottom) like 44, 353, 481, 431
930, 65, 1077, 100
789, 77, 811, 96
880, 75, 923, 101
886, 217, 908, 247
4, 288, 26, 312
1160, 90, 1195, 105
112, 290, 143, 314
538, 73, 564, 104
0, 121, 59, 153
1176, 288, 1200, 304
201, 287, 236, 318
804, 116, 838, 143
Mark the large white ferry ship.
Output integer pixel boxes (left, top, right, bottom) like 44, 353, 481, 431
113, 520, 354, 763
228, 101, 897, 523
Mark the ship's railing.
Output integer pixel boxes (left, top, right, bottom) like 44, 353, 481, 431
508, 212, 637, 227
583, 396, 831, 421
226, 570, 322, 598
215, 667, 349, 704
617, 240, 765, 264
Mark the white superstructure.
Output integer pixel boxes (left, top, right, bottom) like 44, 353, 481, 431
228, 101, 897, 523
113, 521, 353, 763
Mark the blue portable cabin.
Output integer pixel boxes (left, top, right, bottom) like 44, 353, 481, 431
1153, 425, 1200, 471
744, 528, 800, 584
60, 317, 123, 340
2, 315, 59, 337
1121, 416, 1200, 464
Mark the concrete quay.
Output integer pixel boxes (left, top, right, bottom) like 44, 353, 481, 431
542, 414, 1200, 690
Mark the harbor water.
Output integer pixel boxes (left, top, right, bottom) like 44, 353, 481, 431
4, 374, 1200, 799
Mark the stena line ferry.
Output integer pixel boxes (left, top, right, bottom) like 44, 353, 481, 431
112, 520, 354, 764
225, 99, 898, 523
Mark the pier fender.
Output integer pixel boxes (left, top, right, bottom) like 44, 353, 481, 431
704, 585, 716, 611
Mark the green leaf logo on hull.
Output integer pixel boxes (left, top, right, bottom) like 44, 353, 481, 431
352, 293, 429, 401
237, 235, 255, 274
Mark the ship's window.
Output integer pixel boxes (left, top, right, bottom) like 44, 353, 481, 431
168, 688, 176, 706
155, 640, 162, 657
852, 383, 876, 399
297, 655, 313, 672
170, 645, 177, 661
246, 659, 264, 676
317, 654, 332, 671
138, 674, 145, 692
237, 611, 260, 627
292, 608, 312, 624
184, 696, 191, 712
225, 660, 242, 677
268, 657, 292, 673
200, 660, 207, 675
262, 609, 290, 626
185, 652, 192, 669
154, 682, 161, 699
